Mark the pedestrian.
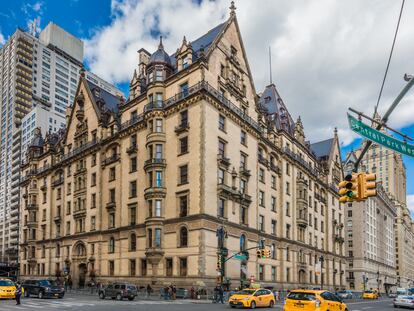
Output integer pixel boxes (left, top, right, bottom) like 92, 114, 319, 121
172, 285, 177, 300
164, 286, 169, 300
15, 281, 22, 305
190, 286, 195, 299
68, 275, 73, 291
218, 285, 224, 304
146, 284, 152, 298
213, 286, 219, 303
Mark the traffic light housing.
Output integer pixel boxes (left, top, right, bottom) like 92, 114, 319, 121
256, 249, 262, 258
263, 249, 271, 258
257, 248, 271, 258
359, 173, 377, 199
338, 173, 360, 202
217, 255, 222, 271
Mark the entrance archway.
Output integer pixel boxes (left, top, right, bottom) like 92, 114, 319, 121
78, 263, 87, 288
298, 269, 306, 285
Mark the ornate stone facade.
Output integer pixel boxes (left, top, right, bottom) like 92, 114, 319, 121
19, 7, 346, 290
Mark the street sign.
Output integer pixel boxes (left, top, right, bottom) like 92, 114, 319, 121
233, 254, 247, 261
348, 114, 414, 157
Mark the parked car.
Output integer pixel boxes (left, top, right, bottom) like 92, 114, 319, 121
176, 288, 188, 299
362, 290, 379, 299
283, 290, 348, 311
389, 292, 398, 298
393, 295, 414, 308
229, 288, 275, 308
336, 290, 353, 299
98, 283, 138, 301
22, 279, 64, 299
0, 279, 16, 299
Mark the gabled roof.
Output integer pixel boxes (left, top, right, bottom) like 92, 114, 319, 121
258, 84, 295, 135
310, 138, 334, 159
85, 80, 121, 114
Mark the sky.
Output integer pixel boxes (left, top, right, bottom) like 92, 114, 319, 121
0, 0, 413, 209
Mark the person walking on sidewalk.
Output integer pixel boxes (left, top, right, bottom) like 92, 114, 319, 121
218, 285, 224, 304
15, 282, 22, 305
172, 284, 177, 300
146, 284, 152, 298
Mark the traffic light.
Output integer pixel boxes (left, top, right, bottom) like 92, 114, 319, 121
338, 173, 360, 202
359, 173, 377, 199
256, 249, 262, 258
257, 249, 271, 258
217, 255, 222, 271
263, 249, 271, 258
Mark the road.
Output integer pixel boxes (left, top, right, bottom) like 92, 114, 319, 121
0, 295, 396, 311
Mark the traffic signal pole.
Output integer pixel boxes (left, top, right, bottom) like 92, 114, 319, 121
353, 75, 414, 172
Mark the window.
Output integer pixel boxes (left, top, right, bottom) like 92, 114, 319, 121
130, 259, 136, 276
286, 162, 290, 175
271, 244, 276, 259
218, 114, 226, 131
240, 206, 248, 225
271, 266, 276, 281
109, 167, 116, 181
91, 173, 96, 186
110, 189, 115, 203
240, 130, 247, 145
179, 165, 188, 184
180, 227, 188, 247
271, 196, 276, 212
271, 175, 276, 189
259, 265, 264, 281
155, 228, 161, 247
180, 82, 189, 97
155, 144, 163, 159
259, 191, 265, 207
130, 181, 137, 198
218, 140, 226, 157
155, 200, 162, 217
259, 168, 265, 183
179, 195, 188, 217
109, 237, 115, 253
179, 136, 188, 154
180, 110, 188, 127
91, 216, 96, 231
130, 157, 137, 172
218, 169, 225, 184
155, 119, 163, 132
286, 224, 291, 239
286, 202, 290, 216
240, 153, 247, 169
130, 207, 136, 225
141, 259, 147, 276
109, 212, 115, 228
66, 202, 71, 215
109, 261, 114, 276
218, 198, 226, 217
259, 215, 264, 231
130, 233, 137, 251
166, 258, 173, 276
271, 220, 276, 235
179, 258, 187, 276
66, 221, 71, 235
240, 179, 247, 194
286, 182, 290, 195
91, 193, 96, 209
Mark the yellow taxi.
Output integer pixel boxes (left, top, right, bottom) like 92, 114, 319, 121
229, 288, 275, 308
0, 279, 16, 299
283, 289, 348, 311
362, 290, 378, 299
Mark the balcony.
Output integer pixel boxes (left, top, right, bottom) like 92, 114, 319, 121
297, 215, 308, 228
28, 186, 38, 195
102, 154, 120, 167
52, 177, 64, 188
26, 203, 39, 211
217, 183, 237, 197
144, 186, 167, 199
346, 277, 355, 282
217, 154, 231, 167
106, 202, 116, 210
258, 154, 268, 167
74, 167, 87, 176
120, 115, 144, 131
144, 158, 166, 170
146, 131, 166, 144
126, 145, 138, 154
315, 193, 327, 204
27, 219, 38, 228
40, 184, 47, 191
144, 100, 164, 112
54, 215, 61, 223
174, 122, 190, 134
238, 192, 252, 205
239, 167, 251, 178
270, 163, 281, 174
62, 139, 100, 162
73, 208, 87, 218
145, 247, 165, 264
334, 235, 344, 243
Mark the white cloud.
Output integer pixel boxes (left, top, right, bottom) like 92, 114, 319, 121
0, 32, 5, 46
407, 194, 414, 214
85, 0, 414, 145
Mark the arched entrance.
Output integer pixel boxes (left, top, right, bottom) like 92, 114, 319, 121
78, 263, 87, 289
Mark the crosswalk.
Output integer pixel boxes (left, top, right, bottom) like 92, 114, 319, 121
0, 297, 204, 310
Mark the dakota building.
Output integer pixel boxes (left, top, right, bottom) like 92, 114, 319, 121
19, 6, 346, 289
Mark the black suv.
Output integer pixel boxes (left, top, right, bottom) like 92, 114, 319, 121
22, 279, 65, 299
98, 283, 138, 301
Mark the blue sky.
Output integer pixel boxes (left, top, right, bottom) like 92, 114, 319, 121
0, 0, 413, 208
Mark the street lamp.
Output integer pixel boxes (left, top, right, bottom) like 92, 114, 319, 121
319, 256, 324, 290
377, 270, 380, 294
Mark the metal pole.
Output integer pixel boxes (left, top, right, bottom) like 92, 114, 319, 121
353, 75, 414, 172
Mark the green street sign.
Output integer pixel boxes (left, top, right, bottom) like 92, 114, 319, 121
233, 254, 247, 261
348, 114, 414, 157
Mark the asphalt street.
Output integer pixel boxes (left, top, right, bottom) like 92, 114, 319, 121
0, 296, 397, 311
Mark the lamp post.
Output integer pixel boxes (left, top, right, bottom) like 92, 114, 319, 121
216, 227, 228, 286
319, 256, 324, 290
377, 270, 380, 295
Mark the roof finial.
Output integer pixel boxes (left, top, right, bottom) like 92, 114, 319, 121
229, 1, 236, 16
334, 127, 338, 136
182, 35, 187, 45
158, 35, 163, 49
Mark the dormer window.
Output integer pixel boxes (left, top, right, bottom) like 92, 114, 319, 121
183, 56, 189, 69
155, 67, 163, 81
148, 71, 154, 83
231, 45, 237, 57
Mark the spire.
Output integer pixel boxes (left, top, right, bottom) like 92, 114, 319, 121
158, 35, 164, 49
182, 35, 187, 46
229, 1, 236, 17
334, 127, 338, 137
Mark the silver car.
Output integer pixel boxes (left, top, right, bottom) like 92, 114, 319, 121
394, 295, 414, 308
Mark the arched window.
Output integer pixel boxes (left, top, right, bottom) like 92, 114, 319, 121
180, 227, 188, 247
240, 234, 246, 252
56, 243, 60, 257
130, 233, 137, 251
109, 237, 115, 253
76, 243, 86, 256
